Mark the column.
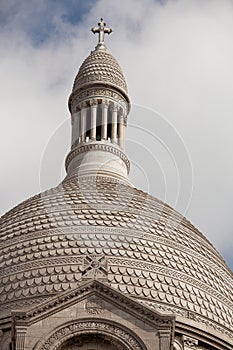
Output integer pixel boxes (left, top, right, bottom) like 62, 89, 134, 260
15, 325, 27, 350
118, 111, 125, 149
101, 100, 109, 140
111, 103, 118, 143
71, 111, 80, 147
90, 99, 98, 140
158, 329, 172, 350
81, 103, 87, 142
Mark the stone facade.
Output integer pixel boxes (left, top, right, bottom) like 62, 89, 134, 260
0, 19, 232, 350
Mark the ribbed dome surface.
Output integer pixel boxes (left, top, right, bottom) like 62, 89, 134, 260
0, 176, 232, 339
72, 49, 128, 97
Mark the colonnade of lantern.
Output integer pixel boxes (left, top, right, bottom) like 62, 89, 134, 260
71, 99, 125, 150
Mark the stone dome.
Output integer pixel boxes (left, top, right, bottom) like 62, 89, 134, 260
0, 176, 232, 340
72, 49, 129, 103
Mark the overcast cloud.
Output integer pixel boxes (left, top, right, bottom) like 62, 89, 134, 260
0, 0, 232, 271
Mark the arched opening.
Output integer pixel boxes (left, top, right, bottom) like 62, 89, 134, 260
58, 333, 125, 350
96, 104, 102, 141
107, 107, 112, 141
33, 320, 146, 350
86, 106, 91, 140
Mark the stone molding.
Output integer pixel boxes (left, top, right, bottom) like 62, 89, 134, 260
33, 319, 146, 350
144, 301, 233, 340
65, 143, 130, 173
0, 256, 82, 278
69, 86, 130, 115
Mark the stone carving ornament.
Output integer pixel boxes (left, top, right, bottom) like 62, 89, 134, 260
33, 320, 145, 350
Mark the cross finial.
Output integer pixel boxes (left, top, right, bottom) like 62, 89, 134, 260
91, 19, 112, 50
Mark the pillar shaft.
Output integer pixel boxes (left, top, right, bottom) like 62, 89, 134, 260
90, 100, 97, 140
118, 115, 125, 149
111, 104, 118, 143
81, 107, 87, 142
158, 330, 171, 350
101, 100, 109, 140
72, 112, 80, 146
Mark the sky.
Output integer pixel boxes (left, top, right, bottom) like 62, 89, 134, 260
0, 0, 232, 271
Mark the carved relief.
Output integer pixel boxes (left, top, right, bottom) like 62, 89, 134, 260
182, 335, 198, 349
58, 334, 124, 350
69, 87, 129, 115
82, 254, 108, 279
84, 297, 104, 314
34, 320, 145, 350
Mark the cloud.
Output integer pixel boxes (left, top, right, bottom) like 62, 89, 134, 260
0, 0, 232, 270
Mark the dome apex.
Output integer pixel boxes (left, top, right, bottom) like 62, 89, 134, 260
70, 19, 130, 106
72, 49, 129, 102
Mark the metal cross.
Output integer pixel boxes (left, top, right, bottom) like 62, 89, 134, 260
91, 18, 112, 49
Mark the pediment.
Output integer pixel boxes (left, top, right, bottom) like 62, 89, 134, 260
12, 279, 174, 329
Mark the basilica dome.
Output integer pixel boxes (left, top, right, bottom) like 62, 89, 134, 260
0, 19, 233, 350
0, 176, 233, 341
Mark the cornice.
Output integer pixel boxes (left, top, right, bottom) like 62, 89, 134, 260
144, 300, 233, 342
69, 82, 130, 107
175, 320, 233, 349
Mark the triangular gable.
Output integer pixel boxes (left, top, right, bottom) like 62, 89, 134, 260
12, 279, 175, 328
